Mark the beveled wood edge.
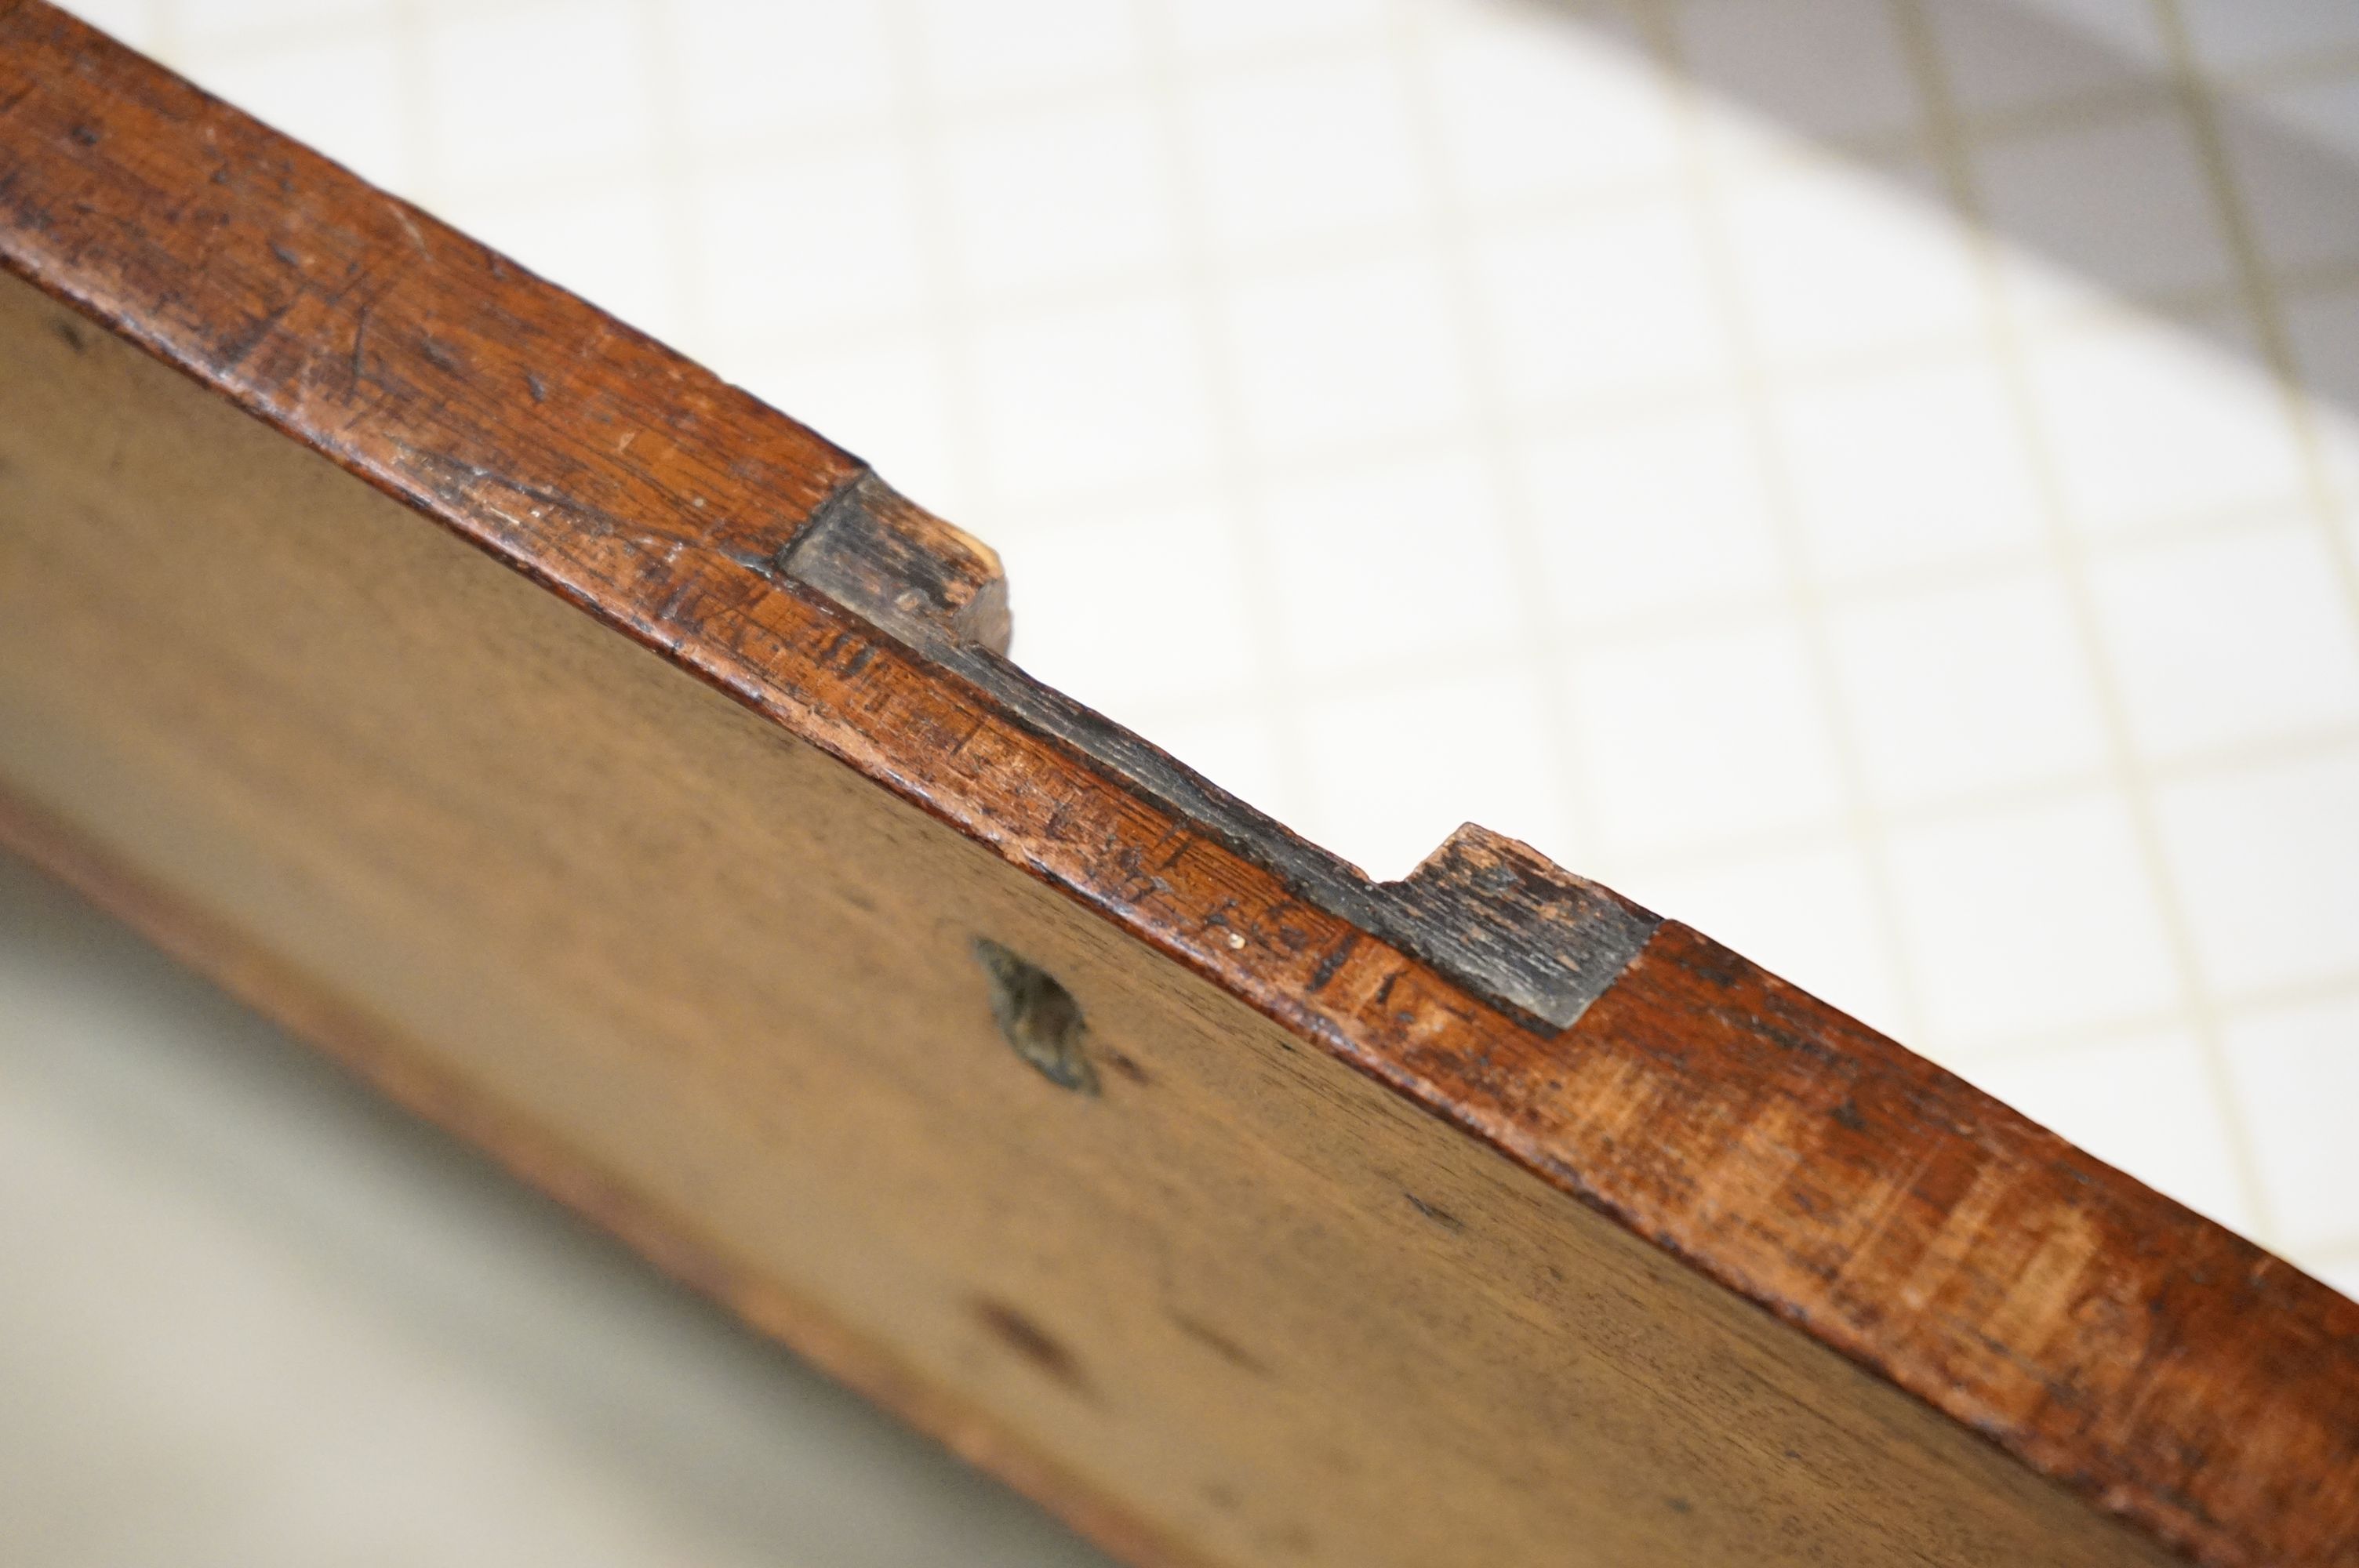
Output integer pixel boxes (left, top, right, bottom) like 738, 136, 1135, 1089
2, 6, 2352, 1563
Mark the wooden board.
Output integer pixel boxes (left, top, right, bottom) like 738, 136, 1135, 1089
1, 6, 2353, 1565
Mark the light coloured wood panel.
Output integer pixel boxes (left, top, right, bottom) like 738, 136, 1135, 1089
0, 251, 2172, 1566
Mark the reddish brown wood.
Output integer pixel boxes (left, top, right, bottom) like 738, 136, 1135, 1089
2, 5, 2354, 1564
1538, 924, 2359, 1561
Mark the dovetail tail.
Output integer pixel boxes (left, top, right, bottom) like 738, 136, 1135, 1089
776, 471, 1013, 656
1377, 824, 1660, 1033
778, 476, 1652, 1035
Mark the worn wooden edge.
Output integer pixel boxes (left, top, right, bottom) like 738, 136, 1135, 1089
2, 6, 2354, 1564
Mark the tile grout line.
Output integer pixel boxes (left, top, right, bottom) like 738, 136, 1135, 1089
1128, 0, 1329, 838
140, 2, 367, 54
633, 0, 709, 359
871, 1, 1001, 538
1939, 963, 2359, 1073
129, 0, 2359, 165
914, 426, 2314, 571
145, 0, 183, 68
1636, 0, 1935, 1048
2147, 0, 2359, 623
1888, 0, 2277, 1245
1380, 0, 1607, 876
311, 158, 2359, 423
577, 250, 2347, 414
387, 0, 438, 209
1120, 676, 2359, 852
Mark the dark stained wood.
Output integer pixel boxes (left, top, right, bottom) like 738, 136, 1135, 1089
1, 5, 2354, 1565
780, 474, 1664, 1034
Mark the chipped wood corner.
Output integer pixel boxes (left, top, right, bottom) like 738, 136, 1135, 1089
2, 6, 2355, 1568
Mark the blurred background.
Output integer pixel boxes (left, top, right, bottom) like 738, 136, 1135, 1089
7, 0, 2358, 1561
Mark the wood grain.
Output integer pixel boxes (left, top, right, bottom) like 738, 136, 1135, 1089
1, 5, 2353, 1565
0, 261, 2176, 1567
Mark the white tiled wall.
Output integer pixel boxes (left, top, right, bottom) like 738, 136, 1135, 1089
30, 0, 2359, 1436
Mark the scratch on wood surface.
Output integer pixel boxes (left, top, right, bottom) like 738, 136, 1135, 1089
213, 300, 289, 370
347, 301, 369, 387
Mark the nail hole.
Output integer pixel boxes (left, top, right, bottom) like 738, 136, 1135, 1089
972, 938, 1096, 1094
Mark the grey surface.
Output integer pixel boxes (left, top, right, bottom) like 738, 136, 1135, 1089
0, 851, 1114, 1568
